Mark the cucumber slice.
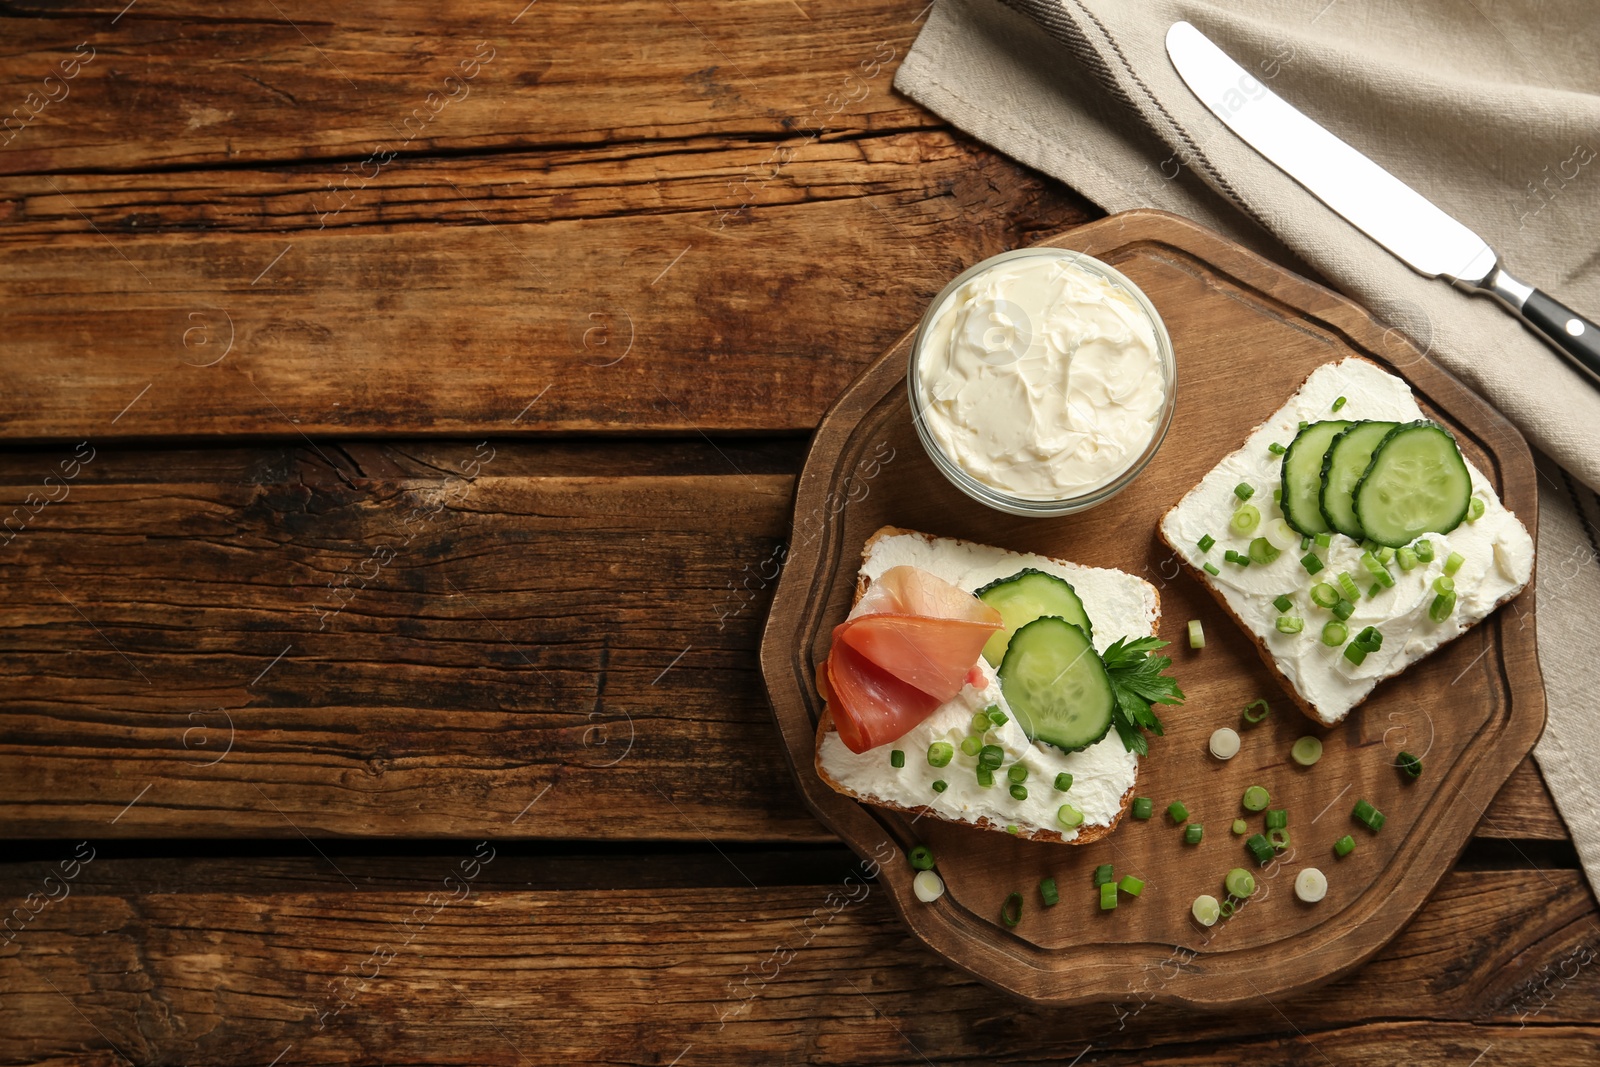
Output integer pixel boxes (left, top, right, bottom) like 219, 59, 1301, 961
1280, 420, 1352, 536
1353, 421, 1471, 547
997, 617, 1115, 752
975, 568, 1094, 667
1319, 421, 1398, 539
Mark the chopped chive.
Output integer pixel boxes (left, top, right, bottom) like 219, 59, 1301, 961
1203, 562, 1221, 576
1093, 864, 1115, 887
1167, 801, 1189, 823
1118, 875, 1144, 897
1225, 867, 1256, 898
909, 846, 935, 870
1234, 482, 1256, 501
1039, 877, 1059, 906
1292, 735, 1324, 766
1468, 496, 1486, 522
1343, 643, 1367, 666
1397, 751, 1423, 779
890, 749, 905, 768
1276, 616, 1304, 634
1131, 796, 1153, 820
1245, 833, 1276, 865
1057, 804, 1083, 829
1184, 823, 1204, 845
1334, 834, 1356, 857
927, 742, 954, 768
1396, 546, 1418, 572
1300, 552, 1325, 574
1331, 597, 1355, 621
1352, 799, 1385, 831
1242, 785, 1270, 811
1008, 764, 1028, 784
932, 779, 948, 793
1055, 772, 1074, 792
1336, 572, 1361, 602
1273, 593, 1294, 613
977, 744, 1004, 771
1099, 881, 1118, 911
1231, 505, 1261, 535
1310, 583, 1339, 608
1249, 537, 1281, 565
1198, 533, 1216, 552
1009, 783, 1028, 801
1188, 619, 1206, 649
1268, 442, 1287, 455
1232, 818, 1248, 835
1444, 551, 1465, 576
975, 766, 995, 788
1321, 620, 1348, 646
1332, 396, 1348, 412
1002, 891, 1023, 927
959, 735, 982, 757
1267, 827, 1291, 850
1224, 549, 1251, 567
1433, 575, 1455, 595
1242, 698, 1271, 725
1265, 809, 1287, 830
1414, 539, 1435, 562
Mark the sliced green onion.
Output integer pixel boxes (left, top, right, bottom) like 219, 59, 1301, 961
1272, 488, 1283, 506
1468, 496, 1486, 522
1444, 551, 1465, 576
1321, 621, 1348, 647
1006, 824, 1018, 835
1249, 537, 1281, 565
1009, 783, 1028, 801
1310, 583, 1339, 608
1331, 598, 1355, 621
1354, 625, 1383, 651
977, 744, 1004, 771
1368, 581, 1384, 599
1414, 539, 1435, 563
1167, 801, 1189, 823
1343, 643, 1367, 666
1295, 867, 1328, 903
1428, 591, 1457, 622
1245, 833, 1275, 866
1232, 818, 1248, 836
1398, 751, 1423, 779
1301, 534, 1314, 551
1131, 796, 1153, 820
1336, 572, 1361, 602
909, 845, 935, 870
1224, 549, 1251, 567
1219, 899, 1236, 919
1118, 875, 1144, 897
1188, 619, 1206, 649
1184, 823, 1204, 845
1057, 804, 1083, 829
1093, 864, 1115, 887
1377, 546, 1395, 565
970, 711, 993, 735
1396, 546, 1418, 572
1225, 867, 1256, 898
1203, 562, 1221, 577
927, 742, 954, 768
1268, 442, 1287, 455
1334, 834, 1356, 858
890, 749, 905, 769
1002, 891, 1023, 926
1242, 698, 1271, 725
1315, 532, 1332, 548
1360, 551, 1394, 587
988, 709, 1009, 728
1231, 506, 1261, 535
1055, 772, 1074, 792
1039, 877, 1059, 906
1292, 735, 1324, 766
1242, 785, 1270, 811
1267, 827, 1291, 850
1198, 533, 1216, 552
1273, 593, 1294, 613
932, 780, 948, 794
1234, 482, 1256, 501
1299, 420, 1309, 430
959, 735, 982, 758
1300, 552, 1325, 575
1276, 616, 1304, 634
1352, 799, 1385, 831
1332, 396, 1348, 412
1264, 809, 1287, 831
1099, 881, 1118, 911
1008, 764, 1028, 784
1433, 575, 1455, 594
975, 766, 995, 788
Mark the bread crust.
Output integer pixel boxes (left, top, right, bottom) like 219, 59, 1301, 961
812, 525, 1143, 845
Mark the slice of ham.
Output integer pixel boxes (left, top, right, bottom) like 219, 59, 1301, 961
824, 566, 1002, 753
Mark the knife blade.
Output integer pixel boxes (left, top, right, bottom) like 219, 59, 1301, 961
1165, 20, 1600, 386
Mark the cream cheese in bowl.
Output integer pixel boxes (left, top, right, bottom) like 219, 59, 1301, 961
909, 248, 1174, 515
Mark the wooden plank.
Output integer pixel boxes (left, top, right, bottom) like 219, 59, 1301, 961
0, 0, 936, 173
1, 868, 1596, 1064
0, 130, 1091, 442
0, 441, 1569, 841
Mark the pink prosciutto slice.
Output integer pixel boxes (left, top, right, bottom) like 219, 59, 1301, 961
824, 566, 1002, 753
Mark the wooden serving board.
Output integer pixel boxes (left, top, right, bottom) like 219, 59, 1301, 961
759, 210, 1544, 1008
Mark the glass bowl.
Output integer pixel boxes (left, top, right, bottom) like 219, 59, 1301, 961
906, 247, 1176, 517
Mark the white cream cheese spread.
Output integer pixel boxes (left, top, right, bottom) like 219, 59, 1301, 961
914, 251, 1168, 501
1160, 358, 1534, 725
817, 532, 1159, 840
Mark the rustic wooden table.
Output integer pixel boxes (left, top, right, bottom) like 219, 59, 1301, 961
1, 2, 1595, 1064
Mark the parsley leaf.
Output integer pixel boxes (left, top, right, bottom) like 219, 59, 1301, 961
1101, 636, 1184, 756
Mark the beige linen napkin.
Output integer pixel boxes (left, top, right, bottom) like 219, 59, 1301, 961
897, 0, 1600, 889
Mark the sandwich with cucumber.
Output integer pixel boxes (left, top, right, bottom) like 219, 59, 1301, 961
813, 527, 1182, 844
1160, 357, 1534, 726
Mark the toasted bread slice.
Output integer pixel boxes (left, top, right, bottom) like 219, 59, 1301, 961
813, 526, 1159, 845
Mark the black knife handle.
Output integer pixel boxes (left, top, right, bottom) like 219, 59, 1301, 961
1521, 288, 1600, 384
